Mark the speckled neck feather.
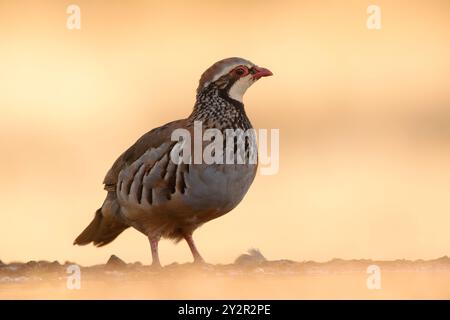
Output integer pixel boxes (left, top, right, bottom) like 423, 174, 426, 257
188, 84, 252, 130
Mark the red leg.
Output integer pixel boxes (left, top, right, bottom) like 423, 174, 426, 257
148, 236, 161, 268
184, 233, 205, 263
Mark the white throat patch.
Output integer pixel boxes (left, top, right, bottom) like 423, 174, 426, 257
228, 75, 254, 102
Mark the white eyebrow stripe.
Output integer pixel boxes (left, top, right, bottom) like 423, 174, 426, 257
204, 63, 254, 88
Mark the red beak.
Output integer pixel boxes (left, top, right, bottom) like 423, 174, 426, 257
252, 66, 273, 80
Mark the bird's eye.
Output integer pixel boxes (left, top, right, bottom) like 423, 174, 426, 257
235, 67, 247, 76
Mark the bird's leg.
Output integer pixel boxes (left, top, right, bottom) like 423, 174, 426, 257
184, 233, 205, 264
148, 235, 161, 268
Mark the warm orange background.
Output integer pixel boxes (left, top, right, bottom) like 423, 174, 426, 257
1, 0, 449, 266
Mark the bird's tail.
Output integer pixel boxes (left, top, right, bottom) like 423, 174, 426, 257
73, 208, 129, 247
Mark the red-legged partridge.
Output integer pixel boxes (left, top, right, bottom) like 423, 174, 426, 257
74, 57, 273, 267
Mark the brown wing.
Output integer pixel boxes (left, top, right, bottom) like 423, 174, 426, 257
103, 119, 187, 191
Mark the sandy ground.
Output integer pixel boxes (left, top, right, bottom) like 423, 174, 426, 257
1, 253, 449, 299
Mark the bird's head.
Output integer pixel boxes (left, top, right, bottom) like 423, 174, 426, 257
197, 57, 273, 103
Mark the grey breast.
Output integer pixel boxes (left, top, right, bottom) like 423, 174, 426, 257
116, 142, 257, 227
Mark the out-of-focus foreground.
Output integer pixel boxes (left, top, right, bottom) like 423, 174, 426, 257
1, 252, 449, 299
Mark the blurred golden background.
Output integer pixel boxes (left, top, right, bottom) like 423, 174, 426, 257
1, 0, 449, 266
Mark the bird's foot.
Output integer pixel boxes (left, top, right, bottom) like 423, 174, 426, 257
193, 256, 213, 270
194, 257, 206, 265
149, 261, 162, 270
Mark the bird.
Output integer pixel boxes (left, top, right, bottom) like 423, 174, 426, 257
73, 57, 273, 267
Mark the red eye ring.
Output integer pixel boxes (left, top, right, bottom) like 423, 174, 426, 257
234, 66, 248, 77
